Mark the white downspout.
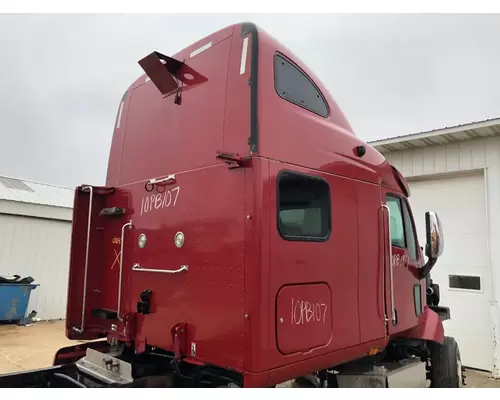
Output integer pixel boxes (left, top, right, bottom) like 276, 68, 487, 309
484, 167, 500, 379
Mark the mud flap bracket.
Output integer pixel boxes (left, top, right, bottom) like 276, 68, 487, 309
171, 323, 188, 359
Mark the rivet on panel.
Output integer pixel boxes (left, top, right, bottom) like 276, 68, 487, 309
280, 318, 284, 324
246, 215, 252, 220
244, 314, 249, 319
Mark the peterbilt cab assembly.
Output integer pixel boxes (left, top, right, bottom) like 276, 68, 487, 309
0, 22, 463, 388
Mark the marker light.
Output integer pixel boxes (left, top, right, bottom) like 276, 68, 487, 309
174, 232, 185, 248
138, 234, 147, 248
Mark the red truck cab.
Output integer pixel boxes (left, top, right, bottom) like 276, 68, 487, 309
55, 22, 454, 388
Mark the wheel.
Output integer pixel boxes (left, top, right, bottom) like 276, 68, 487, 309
217, 382, 240, 388
291, 374, 321, 388
428, 336, 465, 388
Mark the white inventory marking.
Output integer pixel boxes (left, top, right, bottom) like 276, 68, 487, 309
115, 101, 124, 129
190, 41, 212, 58
140, 186, 181, 216
291, 298, 328, 325
240, 37, 249, 75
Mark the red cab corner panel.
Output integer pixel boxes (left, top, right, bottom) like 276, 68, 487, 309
398, 306, 445, 345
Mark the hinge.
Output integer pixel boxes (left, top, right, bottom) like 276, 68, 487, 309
99, 207, 126, 217
216, 151, 246, 169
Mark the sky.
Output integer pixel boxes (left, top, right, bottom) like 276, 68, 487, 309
0, 13, 499, 188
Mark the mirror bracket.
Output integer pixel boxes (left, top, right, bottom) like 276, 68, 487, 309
417, 258, 437, 280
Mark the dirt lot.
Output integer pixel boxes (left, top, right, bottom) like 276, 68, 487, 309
0, 320, 74, 373
0, 320, 499, 387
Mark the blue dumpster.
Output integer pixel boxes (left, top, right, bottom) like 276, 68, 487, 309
0, 283, 39, 322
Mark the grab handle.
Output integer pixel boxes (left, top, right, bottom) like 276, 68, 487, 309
148, 174, 176, 186
382, 204, 397, 326
145, 174, 176, 192
117, 220, 133, 321
72, 185, 93, 334
132, 263, 188, 274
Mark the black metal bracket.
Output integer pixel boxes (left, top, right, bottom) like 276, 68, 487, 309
138, 51, 208, 102
137, 290, 153, 315
216, 151, 246, 169
99, 207, 126, 217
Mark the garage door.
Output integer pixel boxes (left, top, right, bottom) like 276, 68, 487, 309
0, 214, 71, 320
408, 172, 492, 371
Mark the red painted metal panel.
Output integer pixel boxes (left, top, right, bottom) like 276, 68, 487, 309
276, 283, 332, 355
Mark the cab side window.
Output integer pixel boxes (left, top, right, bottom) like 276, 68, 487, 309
274, 54, 329, 118
386, 196, 406, 248
278, 171, 331, 241
402, 201, 418, 261
386, 195, 419, 261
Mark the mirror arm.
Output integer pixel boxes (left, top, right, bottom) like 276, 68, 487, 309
417, 257, 437, 280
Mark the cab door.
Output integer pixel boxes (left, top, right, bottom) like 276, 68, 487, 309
383, 191, 424, 335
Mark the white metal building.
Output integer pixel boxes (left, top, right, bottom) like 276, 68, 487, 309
0, 176, 74, 321
369, 117, 500, 378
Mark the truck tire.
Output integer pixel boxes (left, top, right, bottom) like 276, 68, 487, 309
291, 374, 321, 388
428, 336, 464, 388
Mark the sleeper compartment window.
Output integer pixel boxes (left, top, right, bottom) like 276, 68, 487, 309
273, 53, 329, 118
277, 171, 331, 241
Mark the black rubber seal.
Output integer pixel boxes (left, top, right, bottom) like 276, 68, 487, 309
240, 22, 259, 153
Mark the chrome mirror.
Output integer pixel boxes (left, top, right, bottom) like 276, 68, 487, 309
425, 211, 444, 260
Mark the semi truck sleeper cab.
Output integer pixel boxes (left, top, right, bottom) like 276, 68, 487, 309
0, 21, 462, 389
